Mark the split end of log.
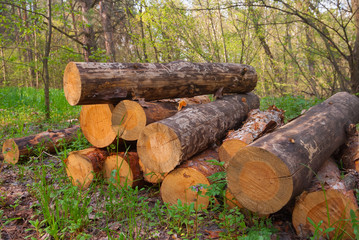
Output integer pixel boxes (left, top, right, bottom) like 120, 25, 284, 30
227, 146, 293, 215
2, 139, 19, 164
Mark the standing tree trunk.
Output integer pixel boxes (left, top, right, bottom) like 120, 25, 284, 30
79, 0, 97, 61
99, 0, 116, 62
227, 92, 359, 215
350, 0, 359, 93
43, 0, 52, 119
0, 47, 6, 86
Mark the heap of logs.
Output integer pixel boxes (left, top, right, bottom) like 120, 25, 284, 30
3, 60, 359, 240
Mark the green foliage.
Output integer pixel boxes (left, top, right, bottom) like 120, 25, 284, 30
260, 95, 323, 122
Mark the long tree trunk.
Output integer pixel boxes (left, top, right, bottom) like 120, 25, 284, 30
79, 0, 97, 61
0, 47, 6, 86
2, 125, 80, 164
137, 93, 260, 174
63, 61, 257, 105
99, 0, 116, 62
227, 92, 359, 215
350, 0, 359, 93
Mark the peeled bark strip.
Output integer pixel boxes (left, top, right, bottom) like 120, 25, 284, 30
2, 125, 80, 164
160, 149, 222, 210
103, 152, 145, 188
137, 93, 260, 173
64, 148, 109, 189
80, 104, 117, 148
227, 92, 359, 215
139, 160, 167, 184
63, 61, 257, 106
219, 106, 284, 165
292, 159, 358, 239
112, 96, 211, 141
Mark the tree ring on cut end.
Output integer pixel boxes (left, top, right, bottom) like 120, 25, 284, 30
227, 146, 293, 215
3, 139, 19, 164
137, 123, 181, 173
64, 62, 82, 106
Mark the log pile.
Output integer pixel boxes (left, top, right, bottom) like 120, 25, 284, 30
4, 60, 359, 239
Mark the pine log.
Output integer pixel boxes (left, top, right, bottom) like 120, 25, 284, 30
137, 93, 260, 174
80, 104, 117, 148
64, 148, 109, 189
292, 158, 358, 239
227, 92, 359, 215
225, 188, 242, 209
111, 96, 211, 141
103, 152, 145, 188
160, 149, 223, 210
218, 106, 284, 166
2, 125, 80, 164
139, 160, 167, 184
339, 130, 359, 172
63, 61, 257, 106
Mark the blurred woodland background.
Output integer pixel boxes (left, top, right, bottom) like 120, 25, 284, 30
1, 0, 359, 99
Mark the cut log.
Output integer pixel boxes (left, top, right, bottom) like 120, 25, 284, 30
64, 148, 109, 189
339, 130, 359, 172
2, 125, 80, 164
63, 61, 257, 106
218, 106, 284, 166
160, 149, 223, 210
103, 152, 145, 188
225, 188, 242, 209
137, 93, 260, 173
139, 160, 167, 184
292, 158, 358, 239
80, 104, 117, 148
111, 96, 211, 141
227, 92, 359, 215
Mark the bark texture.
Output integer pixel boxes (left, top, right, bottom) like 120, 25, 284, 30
292, 158, 358, 239
63, 61, 257, 105
2, 125, 80, 164
339, 130, 359, 172
219, 106, 284, 165
137, 93, 260, 173
160, 149, 223, 210
227, 92, 359, 215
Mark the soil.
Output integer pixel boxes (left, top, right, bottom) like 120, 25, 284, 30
0, 157, 301, 240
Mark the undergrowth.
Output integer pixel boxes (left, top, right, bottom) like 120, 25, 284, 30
2, 88, 358, 239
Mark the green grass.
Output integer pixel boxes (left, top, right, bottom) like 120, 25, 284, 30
2, 88, 358, 239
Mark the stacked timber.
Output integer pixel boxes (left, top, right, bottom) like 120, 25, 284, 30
227, 92, 359, 215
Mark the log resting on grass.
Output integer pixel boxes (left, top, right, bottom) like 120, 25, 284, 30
227, 92, 359, 215
137, 93, 260, 173
2, 125, 80, 164
63, 61, 257, 106
160, 149, 223, 210
218, 106, 284, 166
292, 158, 358, 239
64, 148, 109, 189
103, 152, 145, 188
111, 96, 211, 141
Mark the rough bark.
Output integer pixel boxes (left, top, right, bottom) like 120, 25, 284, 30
78, 0, 97, 61
63, 61, 257, 106
338, 130, 359, 172
137, 93, 260, 174
2, 125, 80, 164
64, 147, 108, 189
111, 96, 211, 141
80, 104, 117, 148
218, 106, 284, 166
227, 92, 359, 215
160, 149, 223, 210
292, 158, 358, 239
99, 0, 116, 62
103, 152, 145, 188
